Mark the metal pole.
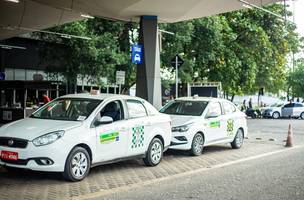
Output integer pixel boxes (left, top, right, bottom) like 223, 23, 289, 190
119, 84, 121, 94
175, 55, 178, 98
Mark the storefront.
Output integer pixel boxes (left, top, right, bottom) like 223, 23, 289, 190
0, 80, 63, 123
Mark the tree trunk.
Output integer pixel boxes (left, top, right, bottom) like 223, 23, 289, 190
230, 94, 235, 102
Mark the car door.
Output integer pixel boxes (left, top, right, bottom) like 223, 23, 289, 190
222, 101, 238, 140
125, 99, 150, 157
93, 100, 130, 162
282, 103, 293, 117
203, 101, 225, 144
293, 103, 304, 117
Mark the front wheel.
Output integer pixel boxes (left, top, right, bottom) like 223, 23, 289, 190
143, 137, 163, 166
300, 112, 304, 120
63, 147, 91, 182
231, 129, 244, 149
272, 112, 280, 119
190, 133, 204, 156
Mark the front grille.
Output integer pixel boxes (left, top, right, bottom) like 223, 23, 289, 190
0, 137, 28, 148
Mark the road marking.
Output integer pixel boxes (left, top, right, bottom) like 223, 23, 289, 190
69, 145, 304, 200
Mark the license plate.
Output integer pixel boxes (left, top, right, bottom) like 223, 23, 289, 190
0, 150, 18, 161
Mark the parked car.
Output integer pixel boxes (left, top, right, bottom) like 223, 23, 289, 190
160, 97, 248, 156
262, 103, 285, 119
0, 93, 172, 181
281, 102, 304, 119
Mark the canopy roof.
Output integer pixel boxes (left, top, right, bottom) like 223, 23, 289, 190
0, 0, 278, 40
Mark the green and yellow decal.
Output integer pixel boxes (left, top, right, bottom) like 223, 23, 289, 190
227, 119, 234, 136
131, 126, 145, 148
100, 131, 119, 143
209, 121, 220, 128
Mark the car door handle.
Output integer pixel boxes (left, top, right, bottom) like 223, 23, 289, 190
119, 127, 129, 131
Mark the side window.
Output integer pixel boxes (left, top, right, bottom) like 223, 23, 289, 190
99, 100, 124, 122
295, 103, 303, 107
143, 100, 159, 115
206, 102, 222, 118
223, 102, 236, 115
126, 100, 147, 118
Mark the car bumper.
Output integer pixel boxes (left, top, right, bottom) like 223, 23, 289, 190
0, 140, 69, 172
169, 131, 192, 150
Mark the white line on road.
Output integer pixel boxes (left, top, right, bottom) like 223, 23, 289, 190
69, 145, 304, 200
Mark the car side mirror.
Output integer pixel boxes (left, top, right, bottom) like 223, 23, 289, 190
206, 112, 219, 119
94, 116, 113, 126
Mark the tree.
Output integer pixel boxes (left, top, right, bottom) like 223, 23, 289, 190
287, 59, 304, 98
38, 18, 137, 93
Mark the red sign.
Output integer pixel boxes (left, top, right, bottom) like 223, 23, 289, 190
0, 150, 18, 161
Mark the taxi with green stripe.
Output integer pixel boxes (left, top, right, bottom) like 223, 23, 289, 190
160, 96, 247, 156
0, 93, 171, 181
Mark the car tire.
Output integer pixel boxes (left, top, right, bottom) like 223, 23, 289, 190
300, 112, 304, 120
231, 129, 244, 149
190, 133, 204, 156
63, 146, 91, 182
143, 137, 163, 167
272, 112, 280, 119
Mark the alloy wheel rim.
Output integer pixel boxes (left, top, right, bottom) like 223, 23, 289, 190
194, 134, 203, 154
71, 152, 88, 178
235, 130, 243, 147
273, 113, 279, 119
151, 142, 162, 164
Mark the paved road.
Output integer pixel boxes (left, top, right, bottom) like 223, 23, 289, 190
90, 146, 304, 200
0, 119, 303, 200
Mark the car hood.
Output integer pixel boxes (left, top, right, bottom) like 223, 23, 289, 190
169, 115, 198, 127
0, 118, 82, 140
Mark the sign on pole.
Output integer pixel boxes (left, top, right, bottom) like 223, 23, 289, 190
116, 71, 125, 85
170, 54, 184, 69
131, 44, 143, 65
170, 54, 184, 98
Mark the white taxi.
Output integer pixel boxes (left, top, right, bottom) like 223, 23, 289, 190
0, 94, 171, 181
160, 97, 247, 156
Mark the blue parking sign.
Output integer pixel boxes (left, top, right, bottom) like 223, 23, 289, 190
131, 44, 143, 64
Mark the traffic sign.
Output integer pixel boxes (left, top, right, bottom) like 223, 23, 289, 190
0, 72, 5, 81
170, 54, 184, 69
131, 44, 143, 65
116, 70, 125, 85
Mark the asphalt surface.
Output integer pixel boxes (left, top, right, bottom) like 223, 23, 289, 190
91, 145, 304, 200
1, 119, 304, 200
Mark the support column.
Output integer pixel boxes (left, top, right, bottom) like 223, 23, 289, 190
136, 16, 162, 109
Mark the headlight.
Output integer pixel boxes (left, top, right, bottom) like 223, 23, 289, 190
172, 123, 193, 132
32, 130, 65, 146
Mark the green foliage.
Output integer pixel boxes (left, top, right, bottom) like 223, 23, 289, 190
38, 4, 302, 97
39, 18, 137, 90
160, 4, 302, 97
287, 59, 304, 98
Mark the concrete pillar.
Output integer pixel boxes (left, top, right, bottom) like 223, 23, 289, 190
136, 16, 162, 109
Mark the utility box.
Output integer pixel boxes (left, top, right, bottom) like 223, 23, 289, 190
187, 82, 222, 98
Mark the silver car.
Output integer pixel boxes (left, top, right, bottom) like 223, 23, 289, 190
281, 103, 304, 119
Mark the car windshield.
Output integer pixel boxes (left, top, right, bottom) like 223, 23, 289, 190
31, 98, 102, 121
160, 100, 208, 116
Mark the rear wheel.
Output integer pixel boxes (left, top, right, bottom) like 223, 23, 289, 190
231, 129, 244, 149
190, 133, 204, 156
63, 147, 91, 182
272, 112, 280, 119
143, 137, 163, 166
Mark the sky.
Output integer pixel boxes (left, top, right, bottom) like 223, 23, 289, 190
289, 0, 304, 37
